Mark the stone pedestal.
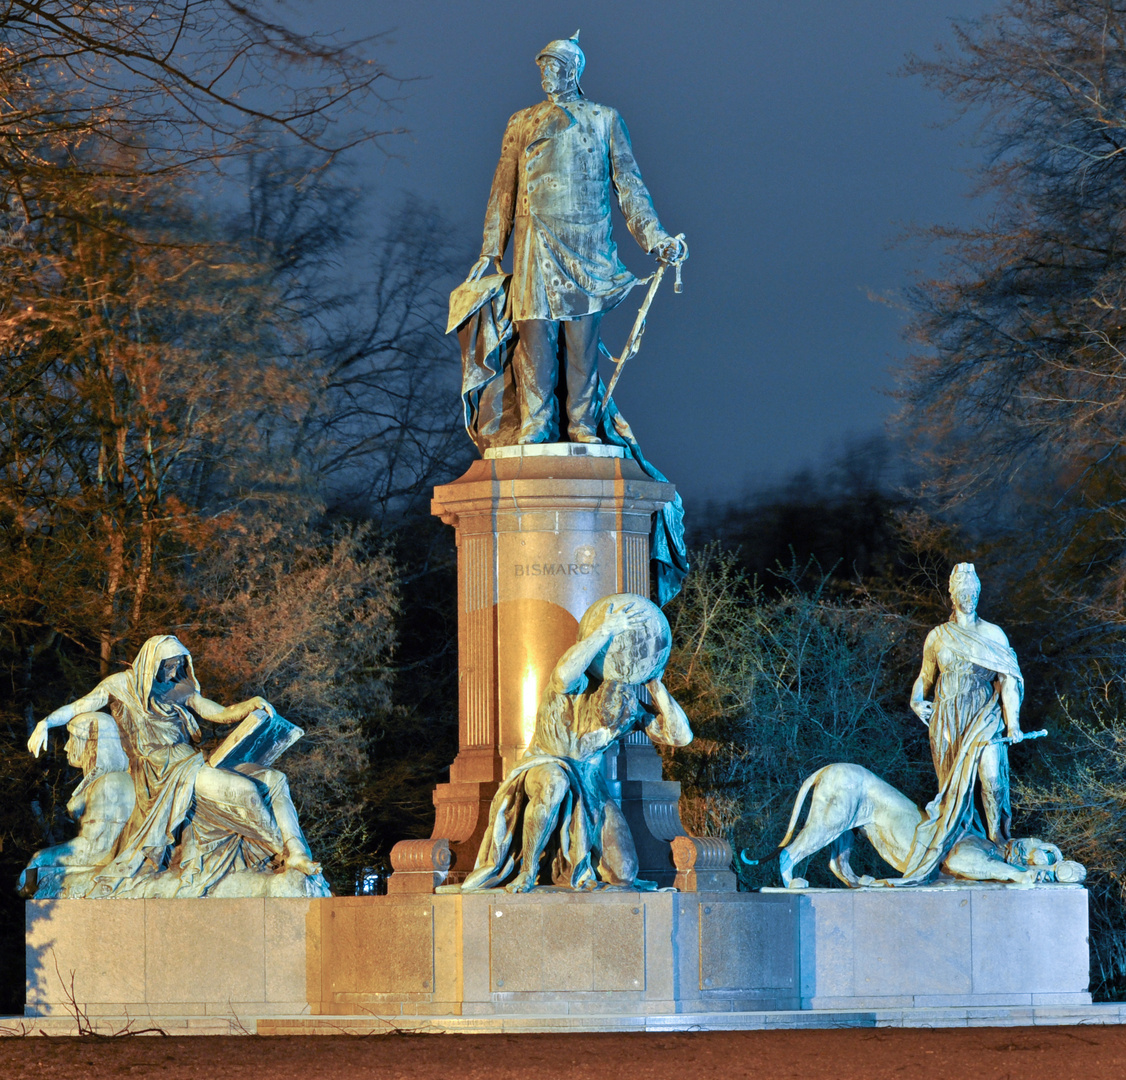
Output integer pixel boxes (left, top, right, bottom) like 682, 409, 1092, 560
25, 886, 1090, 1026
426, 444, 681, 877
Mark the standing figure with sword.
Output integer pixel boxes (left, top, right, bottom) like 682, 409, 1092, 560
909, 563, 1027, 852
463, 30, 687, 445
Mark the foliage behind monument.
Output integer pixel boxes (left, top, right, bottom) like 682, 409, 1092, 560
658, 548, 933, 888
0, 2, 467, 1010
891, 0, 1126, 996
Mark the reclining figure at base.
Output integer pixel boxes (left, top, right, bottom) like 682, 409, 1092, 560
462, 594, 692, 892
24, 635, 328, 899
772, 761, 1085, 888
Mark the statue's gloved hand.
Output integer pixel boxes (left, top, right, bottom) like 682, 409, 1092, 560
28, 720, 48, 758
652, 234, 688, 264
242, 696, 275, 719
467, 255, 503, 281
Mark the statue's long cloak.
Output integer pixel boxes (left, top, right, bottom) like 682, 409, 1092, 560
881, 621, 1024, 886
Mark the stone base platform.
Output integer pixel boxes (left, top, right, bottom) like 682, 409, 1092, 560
25, 891, 800, 1022
770, 882, 1092, 1010
6, 1002, 1125, 1037
23, 883, 1093, 1030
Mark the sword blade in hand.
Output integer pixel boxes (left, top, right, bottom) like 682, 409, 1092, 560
991, 729, 1048, 745
599, 233, 686, 419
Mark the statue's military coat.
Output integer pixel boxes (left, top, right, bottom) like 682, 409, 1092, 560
481, 97, 667, 322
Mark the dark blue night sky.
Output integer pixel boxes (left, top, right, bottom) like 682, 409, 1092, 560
310, 1, 996, 505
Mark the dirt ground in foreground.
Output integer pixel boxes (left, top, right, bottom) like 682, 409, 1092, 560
0, 1027, 1123, 1080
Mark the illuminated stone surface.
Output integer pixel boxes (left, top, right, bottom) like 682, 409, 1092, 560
25, 891, 799, 1019
427, 446, 682, 881
25, 884, 1088, 1025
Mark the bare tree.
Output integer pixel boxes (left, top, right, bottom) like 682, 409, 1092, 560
0, 1, 397, 190
186, 514, 400, 891
0, 5, 470, 910
902, 0, 1126, 630
899, 3, 1126, 999
0, 158, 314, 676
659, 548, 928, 887
232, 155, 470, 520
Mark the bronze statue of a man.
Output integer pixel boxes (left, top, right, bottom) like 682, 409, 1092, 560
466, 31, 686, 444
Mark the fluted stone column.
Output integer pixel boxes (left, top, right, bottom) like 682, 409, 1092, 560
427, 443, 684, 879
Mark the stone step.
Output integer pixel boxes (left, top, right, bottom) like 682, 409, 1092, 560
6, 1003, 1126, 1037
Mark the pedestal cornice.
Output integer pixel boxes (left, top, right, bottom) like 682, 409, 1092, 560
432, 454, 675, 528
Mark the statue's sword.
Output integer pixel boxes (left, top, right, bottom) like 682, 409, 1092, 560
991, 729, 1048, 745
600, 233, 686, 416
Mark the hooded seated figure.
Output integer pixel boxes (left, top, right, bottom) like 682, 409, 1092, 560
19, 711, 134, 898
462, 594, 692, 892
27, 635, 326, 898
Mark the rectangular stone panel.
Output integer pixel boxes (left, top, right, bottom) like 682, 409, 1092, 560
26, 900, 148, 1008
641, 893, 675, 1001
459, 895, 493, 1003
322, 898, 434, 997
798, 889, 854, 1000
146, 898, 266, 1005
970, 886, 1089, 995
699, 895, 798, 992
488, 896, 645, 994
264, 898, 310, 1003
592, 903, 645, 992
852, 890, 972, 998
489, 902, 545, 992
543, 902, 596, 992
794, 884, 1089, 1008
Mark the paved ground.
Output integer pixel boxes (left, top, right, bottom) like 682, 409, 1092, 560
1, 1027, 1125, 1079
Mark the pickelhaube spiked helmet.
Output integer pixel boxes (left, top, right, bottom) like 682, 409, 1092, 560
536, 29, 585, 89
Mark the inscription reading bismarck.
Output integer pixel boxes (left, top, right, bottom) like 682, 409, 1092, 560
514, 563, 600, 577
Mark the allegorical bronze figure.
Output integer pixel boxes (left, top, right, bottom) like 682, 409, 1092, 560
461, 594, 692, 892
762, 563, 1085, 890
25, 635, 327, 898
